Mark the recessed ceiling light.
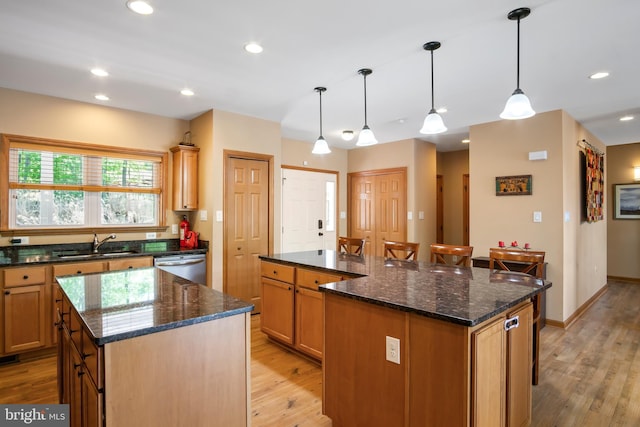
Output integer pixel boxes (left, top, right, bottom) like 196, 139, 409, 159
620, 115, 634, 122
436, 107, 447, 114
589, 71, 609, 80
91, 68, 109, 77
244, 43, 263, 54
94, 94, 109, 101
126, 1, 153, 15
180, 88, 194, 96
461, 139, 470, 144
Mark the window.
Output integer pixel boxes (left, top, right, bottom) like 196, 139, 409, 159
1, 134, 167, 232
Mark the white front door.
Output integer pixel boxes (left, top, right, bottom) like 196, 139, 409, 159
281, 168, 337, 253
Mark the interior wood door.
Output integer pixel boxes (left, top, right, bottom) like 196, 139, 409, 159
349, 174, 375, 255
349, 169, 407, 257
375, 172, 406, 256
436, 175, 444, 243
463, 174, 470, 246
225, 155, 270, 313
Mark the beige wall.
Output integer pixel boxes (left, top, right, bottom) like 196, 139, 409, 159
208, 110, 282, 291
347, 139, 437, 261
281, 138, 349, 237
436, 150, 469, 245
606, 143, 640, 279
469, 109, 607, 323
0, 87, 189, 246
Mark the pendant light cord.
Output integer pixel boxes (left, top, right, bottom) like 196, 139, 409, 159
430, 49, 435, 111
516, 16, 521, 90
363, 73, 369, 126
319, 90, 323, 137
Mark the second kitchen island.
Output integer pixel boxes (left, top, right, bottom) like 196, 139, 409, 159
260, 251, 551, 427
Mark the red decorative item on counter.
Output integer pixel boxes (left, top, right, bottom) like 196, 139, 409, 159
511, 241, 518, 247
524, 243, 531, 249
179, 215, 190, 248
498, 241, 505, 248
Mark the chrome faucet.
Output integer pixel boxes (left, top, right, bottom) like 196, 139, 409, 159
93, 233, 116, 253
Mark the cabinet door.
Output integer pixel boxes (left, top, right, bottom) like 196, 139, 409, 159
260, 277, 294, 344
506, 302, 532, 427
472, 316, 506, 427
172, 146, 199, 210
82, 370, 103, 427
70, 344, 83, 427
53, 261, 105, 277
3, 284, 47, 353
295, 286, 323, 359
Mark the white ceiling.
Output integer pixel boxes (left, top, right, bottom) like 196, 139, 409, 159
1, 0, 639, 152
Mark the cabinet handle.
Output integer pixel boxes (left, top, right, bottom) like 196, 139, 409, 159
76, 270, 82, 274
504, 315, 520, 331
82, 353, 90, 360
23, 275, 29, 280
74, 363, 82, 369
69, 329, 78, 335
55, 298, 62, 302
77, 371, 84, 377
273, 270, 278, 275
4, 290, 9, 295
314, 280, 319, 284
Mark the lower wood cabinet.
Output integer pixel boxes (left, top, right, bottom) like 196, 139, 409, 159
325, 292, 533, 427
260, 260, 348, 360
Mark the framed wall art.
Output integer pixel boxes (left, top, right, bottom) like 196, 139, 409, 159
495, 175, 532, 196
613, 183, 640, 219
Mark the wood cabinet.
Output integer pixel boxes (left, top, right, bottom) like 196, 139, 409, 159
1, 266, 48, 354
171, 145, 199, 211
260, 260, 346, 360
325, 292, 532, 427
0, 255, 153, 357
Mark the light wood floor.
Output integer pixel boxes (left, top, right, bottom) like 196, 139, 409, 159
1, 278, 639, 426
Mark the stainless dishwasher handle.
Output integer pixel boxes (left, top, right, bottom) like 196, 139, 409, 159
155, 259, 205, 267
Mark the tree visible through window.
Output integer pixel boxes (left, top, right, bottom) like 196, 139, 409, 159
2, 134, 166, 231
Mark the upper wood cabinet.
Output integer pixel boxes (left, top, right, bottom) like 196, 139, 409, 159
171, 145, 199, 211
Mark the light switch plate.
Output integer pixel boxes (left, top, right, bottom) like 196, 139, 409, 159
407, 211, 413, 220
171, 224, 178, 234
146, 232, 157, 239
200, 210, 208, 221
533, 211, 542, 223
216, 210, 223, 222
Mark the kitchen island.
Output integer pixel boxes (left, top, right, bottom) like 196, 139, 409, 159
56, 267, 253, 427
260, 250, 551, 427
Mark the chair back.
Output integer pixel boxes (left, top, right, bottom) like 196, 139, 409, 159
338, 237, 365, 256
383, 241, 420, 261
488, 248, 545, 278
430, 243, 474, 267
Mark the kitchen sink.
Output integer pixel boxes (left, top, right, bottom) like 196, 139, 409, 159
57, 250, 138, 259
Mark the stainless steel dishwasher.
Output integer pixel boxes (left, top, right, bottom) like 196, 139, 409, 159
154, 253, 206, 284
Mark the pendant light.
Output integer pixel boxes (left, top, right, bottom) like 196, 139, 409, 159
312, 87, 331, 154
356, 68, 378, 146
420, 41, 447, 135
500, 7, 535, 120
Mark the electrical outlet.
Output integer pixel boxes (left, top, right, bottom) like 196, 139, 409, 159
10, 236, 29, 245
385, 336, 400, 364
171, 224, 178, 234
146, 232, 157, 239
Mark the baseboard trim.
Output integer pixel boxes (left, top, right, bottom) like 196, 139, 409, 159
607, 275, 640, 283
545, 284, 609, 330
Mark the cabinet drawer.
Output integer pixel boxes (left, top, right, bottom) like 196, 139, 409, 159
69, 309, 84, 351
81, 328, 103, 389
3, 266, 46, 287
107, 256, 153, 271
297, 268, 344, 290
54, 261, 105, 278
261, 262, 295, 283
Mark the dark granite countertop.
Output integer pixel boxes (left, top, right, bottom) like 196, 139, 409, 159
57, 267, 253, 345
260, 250, 552, 327
0, 239, 207, 266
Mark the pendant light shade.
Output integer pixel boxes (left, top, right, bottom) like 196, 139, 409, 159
312, 87, 331, 154
420, 41, 447, 135
500, 7, 535, 120
356, 68, 378, 146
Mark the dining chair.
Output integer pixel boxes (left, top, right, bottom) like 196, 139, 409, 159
383, 241, 420, 261
338, 237, 365, 256
489, 247, 545, 385
430, 243, 474, 267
